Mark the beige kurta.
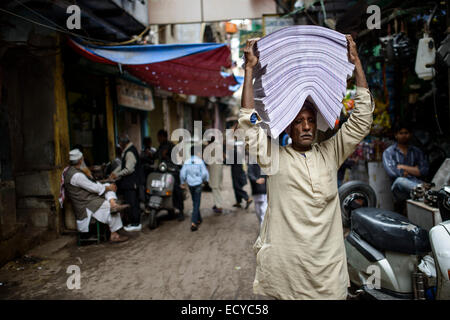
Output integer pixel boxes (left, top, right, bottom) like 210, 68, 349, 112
208, 163, 224, 208
238, 87, 374, 300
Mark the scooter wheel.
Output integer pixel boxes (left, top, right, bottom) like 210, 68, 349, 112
149, 209, 158, 230
338, 181, 377, 228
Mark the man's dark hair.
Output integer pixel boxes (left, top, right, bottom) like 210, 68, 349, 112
190, 145, 196, 156
393, 122, 412, 134
157, 129, 168, 138
143, 137, 152, 145
302, 100, 317, 115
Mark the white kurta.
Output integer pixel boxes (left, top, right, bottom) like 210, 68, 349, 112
254, 193, 267, 227
238, 87, 374, 300
70, 173, 122, 233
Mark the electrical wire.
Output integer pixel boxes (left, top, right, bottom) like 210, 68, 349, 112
87, 25, 151, 46
13, 0, 72, 33
0, 7, 113, 43
431, 79, 443, 135
13, 0, 95, 40
0, 6, 150, 46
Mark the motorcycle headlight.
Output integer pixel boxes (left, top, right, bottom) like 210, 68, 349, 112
158, 162, 167, 172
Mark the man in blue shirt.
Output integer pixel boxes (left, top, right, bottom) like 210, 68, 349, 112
180, 145, 209, 231
382, 123, 429, 209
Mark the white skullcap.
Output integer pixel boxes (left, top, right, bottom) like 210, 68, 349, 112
69, 149, 83, 161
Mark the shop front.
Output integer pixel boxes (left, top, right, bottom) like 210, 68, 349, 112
115, 77, 155, 152
63, 47, 116, 167
339, 2, 450, 211
65, 75, 109, 166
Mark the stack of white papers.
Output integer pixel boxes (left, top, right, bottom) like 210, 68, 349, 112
251, 25, 355, 139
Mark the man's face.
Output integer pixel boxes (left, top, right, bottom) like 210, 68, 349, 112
290, 106, 317, 149
157, 134, 165, 144
395, 128, 411, 145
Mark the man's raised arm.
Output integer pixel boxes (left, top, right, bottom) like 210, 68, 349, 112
238, 39, 276, 174
321, 35, 373, 168
347, 34, 369, 90
242, 39, 259, 109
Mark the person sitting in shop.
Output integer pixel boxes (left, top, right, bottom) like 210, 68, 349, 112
61, 149, 129, 243
382, 122, 429, 212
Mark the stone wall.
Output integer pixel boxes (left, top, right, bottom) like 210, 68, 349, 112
0, 20, 63, 265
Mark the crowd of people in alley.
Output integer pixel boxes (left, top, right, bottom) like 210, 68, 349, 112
59, 118, 430, 244
59, 127, 268, 242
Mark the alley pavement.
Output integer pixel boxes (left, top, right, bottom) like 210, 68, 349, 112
0, 166, 267, 300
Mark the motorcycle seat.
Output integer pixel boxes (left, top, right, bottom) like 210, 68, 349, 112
351, 207, 431, 255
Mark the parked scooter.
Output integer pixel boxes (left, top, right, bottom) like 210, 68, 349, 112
145, 161, 178, 229
339, 181, 450, 300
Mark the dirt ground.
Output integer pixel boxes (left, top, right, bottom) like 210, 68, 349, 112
0, 166, 269, 300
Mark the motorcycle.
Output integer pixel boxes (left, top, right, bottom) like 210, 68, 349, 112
339, 181, 450, 300
145, 161, 178, 230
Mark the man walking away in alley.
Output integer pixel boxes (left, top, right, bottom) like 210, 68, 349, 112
207, 136, 224, 214
247, 163, 267, 229
239, 36, 373, 299
180, 145, 209, 232
382, 123, 429, 213
62, 149, 129, 243
110, 134, 142, 232
229, 124, 253, 210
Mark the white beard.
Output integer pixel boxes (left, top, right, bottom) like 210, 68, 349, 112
80, 160, 88, 170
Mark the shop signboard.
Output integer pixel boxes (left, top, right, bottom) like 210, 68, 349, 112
116, 78, 155, 112
262, 14, 295, 36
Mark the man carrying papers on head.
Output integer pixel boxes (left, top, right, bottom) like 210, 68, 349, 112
239, 35, 374, 300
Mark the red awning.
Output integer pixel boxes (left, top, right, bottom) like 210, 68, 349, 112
67, 38, 240, 97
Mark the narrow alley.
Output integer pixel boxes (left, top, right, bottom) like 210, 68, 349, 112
0, 166, 264, 300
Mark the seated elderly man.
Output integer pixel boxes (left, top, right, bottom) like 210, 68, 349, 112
63, 149, 129, 243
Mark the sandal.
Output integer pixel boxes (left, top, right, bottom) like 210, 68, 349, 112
245, 198, 253, 210
110, 234, 129, 243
